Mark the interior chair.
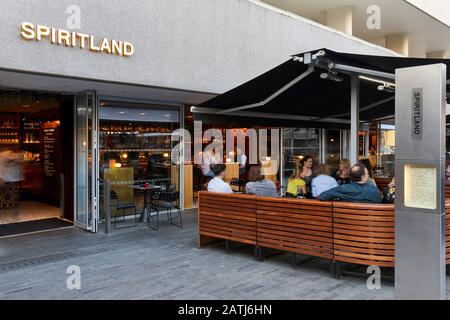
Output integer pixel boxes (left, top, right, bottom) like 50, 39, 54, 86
148, 184, 182, 231
110, 190, 137, 229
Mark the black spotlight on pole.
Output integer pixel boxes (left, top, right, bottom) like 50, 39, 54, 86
31, 92, 40, 103
320, 71, 344, 83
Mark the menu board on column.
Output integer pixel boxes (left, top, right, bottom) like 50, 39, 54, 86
43, 121, 60, 194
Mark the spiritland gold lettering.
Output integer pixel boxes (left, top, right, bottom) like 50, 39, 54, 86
19, 22, 134, 57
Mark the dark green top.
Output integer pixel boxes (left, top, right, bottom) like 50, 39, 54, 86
318, 181, 381, 204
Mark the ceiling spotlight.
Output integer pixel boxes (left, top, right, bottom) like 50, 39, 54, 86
320, 72, 344, 83
31, 92, 40, 103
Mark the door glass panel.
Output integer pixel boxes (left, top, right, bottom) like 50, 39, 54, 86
281, 128, 319, 195
325, 130, 341, 168
76, 96, 88, 226
75, 92, 97, 231
98, 100, 180, 222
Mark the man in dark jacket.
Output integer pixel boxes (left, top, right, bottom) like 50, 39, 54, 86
318, 164, 381, 204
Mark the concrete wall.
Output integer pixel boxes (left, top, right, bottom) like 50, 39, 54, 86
0, 0, 396, 95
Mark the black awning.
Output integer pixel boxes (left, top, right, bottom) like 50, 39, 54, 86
196, 48, 450, 128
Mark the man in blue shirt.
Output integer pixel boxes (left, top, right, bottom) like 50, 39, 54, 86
318, 164, 381, 204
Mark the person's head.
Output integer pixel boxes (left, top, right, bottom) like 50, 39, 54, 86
339, 159, 351, 176
248, 164, 264, 182
350, 164, 369, 184
211, 164, 227, 179
300, 155, 314, 170
360, 159, 373, 178
290, 166, 302, 179
316, 164, 331, 176
369, 145, 376, 153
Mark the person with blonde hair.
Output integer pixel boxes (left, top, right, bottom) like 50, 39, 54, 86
286, 166, 307, 197
332, 159, 351, 185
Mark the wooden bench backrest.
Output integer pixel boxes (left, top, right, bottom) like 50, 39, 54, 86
198, 192, 257, 246
257, 197, 334, 259
446, 182, 450, 200
374, 177, 391, 193
333, 202, 395, 267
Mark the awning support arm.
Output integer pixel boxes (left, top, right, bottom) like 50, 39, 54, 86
191, 107, 350, 124
216, 65, 315, 115
333, 64, 395, 81
318, 96, 395, 120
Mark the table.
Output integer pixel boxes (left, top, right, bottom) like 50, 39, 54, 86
129, 185, 162, 223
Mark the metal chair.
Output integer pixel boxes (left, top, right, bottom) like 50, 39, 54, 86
111, 190, 137, 229
148, 186, 182, 231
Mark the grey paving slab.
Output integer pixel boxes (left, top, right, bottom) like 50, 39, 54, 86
0, 209, 436, 300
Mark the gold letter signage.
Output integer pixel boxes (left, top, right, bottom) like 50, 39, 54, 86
20, 22, 134, 57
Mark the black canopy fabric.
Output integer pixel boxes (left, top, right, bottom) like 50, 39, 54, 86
196, 48, 450, 128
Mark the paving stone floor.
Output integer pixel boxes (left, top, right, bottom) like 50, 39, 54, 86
0, 209, 444, 300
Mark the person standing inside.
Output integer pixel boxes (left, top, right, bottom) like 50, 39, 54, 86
201, 137, 220, 178
299, 155, 315, 197
236, 147, 247, 177
0, 150, 24, 209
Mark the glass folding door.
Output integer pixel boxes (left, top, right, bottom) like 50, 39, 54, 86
74, 92, 98, 232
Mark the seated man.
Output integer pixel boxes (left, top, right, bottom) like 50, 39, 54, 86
245, 164, 278, 197
318, 164, 381, 204
311, 164, 338, 198
207, 164, 233, 194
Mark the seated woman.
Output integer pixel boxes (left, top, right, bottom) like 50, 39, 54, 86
360, 159, 377, 188
245, 164, 278, 197
286, 167, 307, 197
332, 159, 351, 185
311, 164, 338, 198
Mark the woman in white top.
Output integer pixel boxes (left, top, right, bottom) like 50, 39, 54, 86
207, 164, 233, 194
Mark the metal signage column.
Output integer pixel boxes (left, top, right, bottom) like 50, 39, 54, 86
395, 64, 447, 299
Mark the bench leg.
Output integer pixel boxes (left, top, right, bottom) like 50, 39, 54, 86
334, 261, 343, 279
198, 235, 222, 248
293, 253, 298, 270
225, 240, 231, 253
253, 246, 259, 259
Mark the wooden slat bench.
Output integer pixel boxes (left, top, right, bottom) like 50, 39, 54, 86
256, 197, 334, 260
446, 182, 450, 200
332, 202, 395, 268
198, 191, 450, 275
198, 192, 257, 248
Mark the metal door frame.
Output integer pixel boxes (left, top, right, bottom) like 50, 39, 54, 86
74, 91, 99, 232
